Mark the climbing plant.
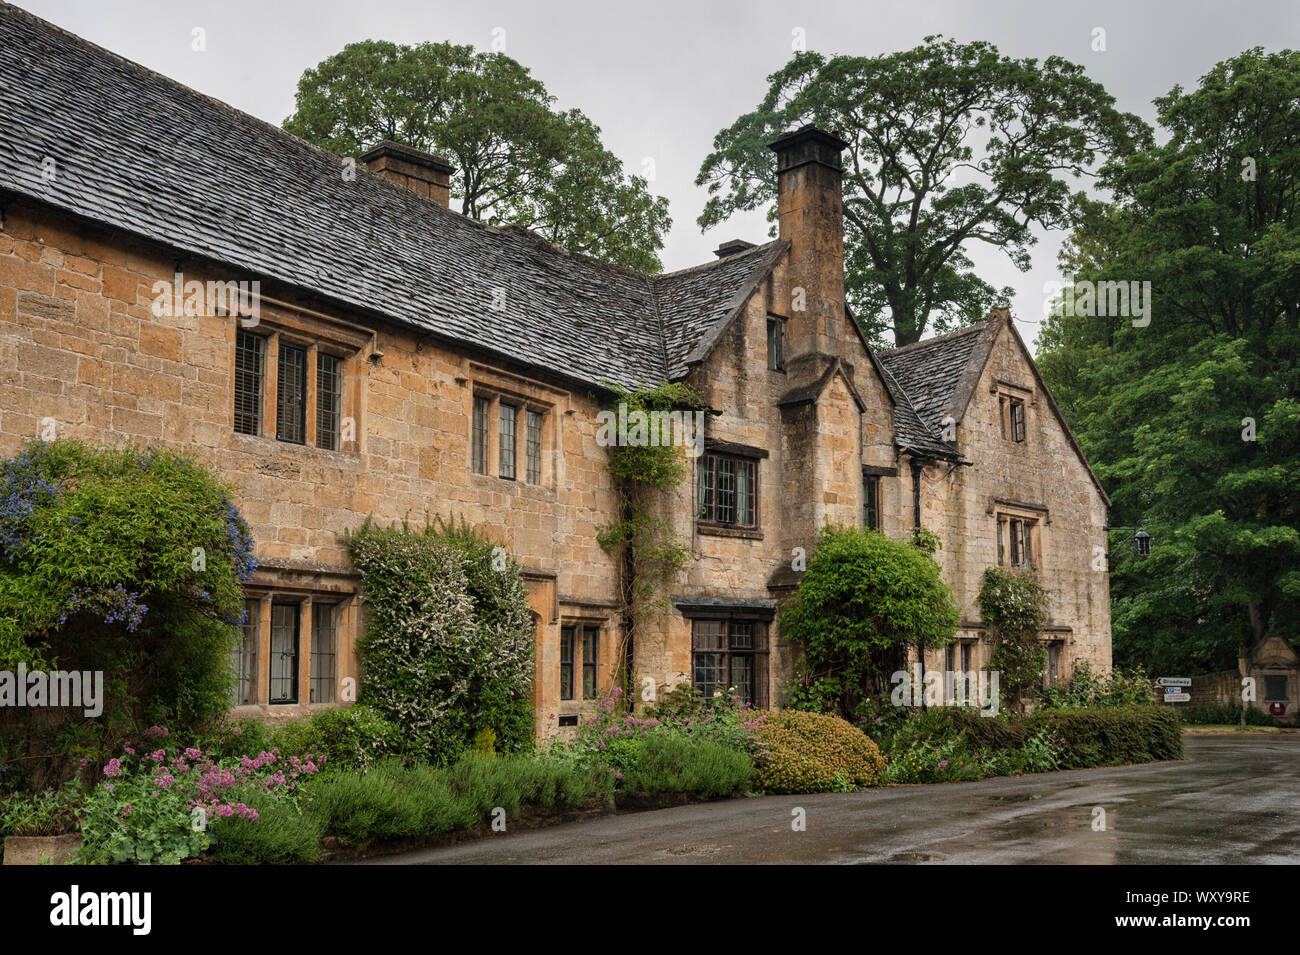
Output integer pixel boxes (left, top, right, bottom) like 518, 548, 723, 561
978, 566, 1047, 712
596, 382, 704, 706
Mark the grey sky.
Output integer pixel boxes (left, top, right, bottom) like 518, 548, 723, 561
19, 0, 1300, 351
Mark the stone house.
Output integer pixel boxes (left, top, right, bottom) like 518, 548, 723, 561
0, 5, 1111, 734
1188, 637, 1300, 725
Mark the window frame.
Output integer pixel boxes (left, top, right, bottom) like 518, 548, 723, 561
268, 601, 301, 705
690, 618, 768, 708
526, 409, 543, 484
232, 599, 259, 706
234, 330, 265, 437
315, 351, 342, 451
581, 625, 599, 700
499, 402, 518, 480
559, 626, 575, 701
766, 315, 785, 372
310, 602, 338, 704
276, 341, 308, 444
697, 452, 758, 529
996, 512, 1039, 569
864, 474, 881, 530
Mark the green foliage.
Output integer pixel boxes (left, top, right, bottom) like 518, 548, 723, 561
1038, 662, 1156, 709
1037, 47, 1300, 678
213, 706, 404, 775
877, 704, 1182, 781
77, 779, 208, 866
344, 517, 535, 765
596, 383, 705, 700
620, 735, 754, 799
208, 793, 323, 865
310, 755, 615, 849
283, 40, 671, 271
979, 566, 1047, 711
753, 710, 887, 793
696, 37, 1147, 345
0, 786, 83, 855
781, 525, 959, 720
1179, 703, 1275, 726
0, 441, 255, 789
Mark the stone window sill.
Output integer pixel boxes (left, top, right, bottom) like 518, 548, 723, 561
696, 523, 763, 541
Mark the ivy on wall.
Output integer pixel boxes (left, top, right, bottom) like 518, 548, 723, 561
979, 566, 1047, 712
596, 382, 704, 704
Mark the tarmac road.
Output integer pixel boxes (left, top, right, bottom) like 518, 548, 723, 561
358, 735, 1300, 865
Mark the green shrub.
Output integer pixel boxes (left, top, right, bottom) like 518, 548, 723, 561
309, 760, 438, 845
0, 440, 257, 789
1038, 662, 1157, 708
754, 710, 886, 793
344, 517, 535, 765
1179, 703, 1275, 726
780, 524, 959, 721
310, 754, 614, 848
209, 794, 323, 865
622, 735, 753, 798
979, 566, 1047, 710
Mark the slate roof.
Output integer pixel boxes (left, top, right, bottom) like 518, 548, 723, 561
0, 3, 777, 393
879, 321, 999, 437
0, 3, 982, 464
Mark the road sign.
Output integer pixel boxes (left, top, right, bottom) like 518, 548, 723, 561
1163, 692, 1190, 702
1157, 677, 1191, 687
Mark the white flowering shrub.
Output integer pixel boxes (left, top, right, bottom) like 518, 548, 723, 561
345, 518, 535, 764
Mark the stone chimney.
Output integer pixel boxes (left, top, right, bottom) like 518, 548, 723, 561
360, 140, 454, 208
714, 239, 756, 259
988, 305, 1012, 324
768, 126, 850, 376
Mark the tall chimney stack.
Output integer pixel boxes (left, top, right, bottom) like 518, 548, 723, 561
768, 126, 850, 378
360, 140, 454, 208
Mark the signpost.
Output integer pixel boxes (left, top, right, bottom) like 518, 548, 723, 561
1158, 677, 1191, 704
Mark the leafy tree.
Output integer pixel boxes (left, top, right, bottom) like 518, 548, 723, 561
695, 37, 1148, 345
1036, 48, 1300, 679
283, 40, 671, 271
781, 525, 958, 721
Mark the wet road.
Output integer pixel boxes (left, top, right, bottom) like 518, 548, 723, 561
362, 735, 1300, 864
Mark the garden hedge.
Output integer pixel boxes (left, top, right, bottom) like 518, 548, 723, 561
891, 704, 1183, 768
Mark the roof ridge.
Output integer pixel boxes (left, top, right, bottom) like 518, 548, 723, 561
652, 240, 781, 281
880, 319, 992, 358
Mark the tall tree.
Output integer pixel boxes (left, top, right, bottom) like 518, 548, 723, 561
1037, 48, 1300, 678
696, 37, 1148, 345
284, 40, 671, 272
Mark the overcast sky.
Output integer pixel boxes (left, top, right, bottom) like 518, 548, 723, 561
19, 0, 1300, 350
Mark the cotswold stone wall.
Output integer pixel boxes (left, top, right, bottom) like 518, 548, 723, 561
929, 321, 1113, 676
0, 200, 626, 731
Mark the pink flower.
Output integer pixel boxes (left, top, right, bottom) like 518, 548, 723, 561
103, 758, 123, 778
